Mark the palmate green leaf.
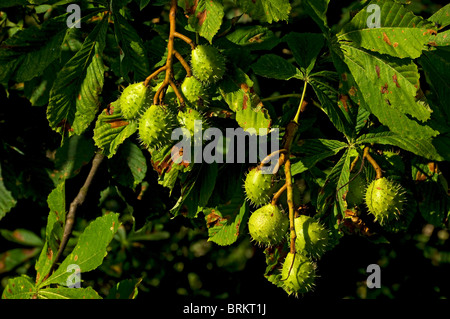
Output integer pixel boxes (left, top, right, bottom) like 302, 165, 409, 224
316, 149, 352, 217
417, 180, 449, 228
355, 131, 444, 161
198, 162, 218, 207
108, 141, 147, 189
0, 164, 17, 221
433, 29, 450, 47
0, 228, 43, 247
225, 25, 280, 51
47, 16, 108, 138
282, 33, 325, 75
149, 142, 193, 191
39, 213, 120, 288
343, 45, 430, 121
38, 287, 102, 299
2, 275, 36, 299
236, 0, 291, 24
428, 3, 450, 28
330, 42, 370, 115
251, 54, 301, 80
0, 248, 40, 274
112, 9, 150, 82
50, 134, 96, 183
219, 68, 271, 134
93, 100, 138, 158
206, 164, 245, 208
180, 0, 224, 43
0, 14, 68, 83
23, 63, 59, 107
204, 188, 248, 246
338, 0, 436, 59
302, 0, 330, 33
263, 245, 284, 288
35, 182, 66, 286
419, 48, 450, 122
170, 167, 201, 217
290, 139, 348, 176
310, 77, 355, 138
339, 44, 438, 139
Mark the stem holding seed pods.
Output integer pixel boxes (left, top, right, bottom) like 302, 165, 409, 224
143, 0, 194, 107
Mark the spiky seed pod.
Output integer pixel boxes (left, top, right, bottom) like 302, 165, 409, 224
177, 107, 209, 137
364, 177, 406, 225
191, 45, 226, 84
346, 174, 366, 207
281, 252, 316, 296
244, 167, 279, 207
120, 82, 152, 120
248, 204, 288, 247
138, 104, 176, 149
181, 76, 207, 105
294, 215, 330, 259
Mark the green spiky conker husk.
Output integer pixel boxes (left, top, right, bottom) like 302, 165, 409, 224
281, 252, 316, 296
177, 107, 209, 137
191, 45, 225, 84
120, 82, 152, 120
138, 104, 176, 149
294, 215, 330, 259
346, 174, 366, 207
248, 204, 288, 246
181, 76, 207, 104
365, 177, 406, 225
244, 167, 278, 207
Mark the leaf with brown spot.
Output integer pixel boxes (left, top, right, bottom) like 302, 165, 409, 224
0, 248, 40, 274
204, 189, 249, 246
392, 73, 400, 88
2, 275, 36, 299
186, 0, 224, 42
38, 287, 102, 299
47, 17, 109, 137
219, 68, 271, 133
339, 45, 436, 139
383, 32, 392, 46
93, 100, 138, 158
196, 9, 207, 26
39, 213, 120, 288
337, 1, 436, 59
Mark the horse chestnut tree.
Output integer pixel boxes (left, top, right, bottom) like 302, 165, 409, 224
0, 0, 449, 302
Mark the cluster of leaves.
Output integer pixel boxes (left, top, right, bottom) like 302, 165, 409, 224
0, 0, 449, 299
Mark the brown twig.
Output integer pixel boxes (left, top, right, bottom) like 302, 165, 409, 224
143, 65, 167, 87
273, 121, 300, 255
50, 152, 105, 272
284, 158, 296, 254
349, 154, 360, 173
174, 31, 196, 50
173, 49, 192, 77
363, 146, 383, 179
259, 149, 287, 172
153, 79, 168, 105
150, 0, 192, 106
271, 183, 287, 206
169, 78, 184, 105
